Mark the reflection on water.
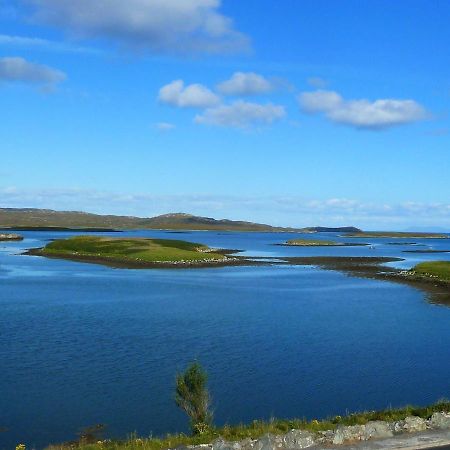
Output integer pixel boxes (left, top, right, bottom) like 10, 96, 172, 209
0, 230, 449, 449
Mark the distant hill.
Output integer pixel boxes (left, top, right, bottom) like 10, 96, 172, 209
0, 208, 299, 232
299, 226, 362, 233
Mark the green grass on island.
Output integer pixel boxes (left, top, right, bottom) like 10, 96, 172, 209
45, 400, 450, 450
413, 261, 450, 282
285, 238, 343, 246
284, 239, 367, 247
34, 236, 229, 267
345, 231, 448, 239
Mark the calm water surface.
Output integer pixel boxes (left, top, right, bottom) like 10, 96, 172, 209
1, 230, 450, 449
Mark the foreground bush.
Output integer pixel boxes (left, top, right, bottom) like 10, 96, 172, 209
175, 362, 213, 435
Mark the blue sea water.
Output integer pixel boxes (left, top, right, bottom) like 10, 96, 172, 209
1, 230, 450, 449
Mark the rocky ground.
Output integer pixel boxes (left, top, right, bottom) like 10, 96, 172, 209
181, 413, 450, 450
0, 233, 23, 241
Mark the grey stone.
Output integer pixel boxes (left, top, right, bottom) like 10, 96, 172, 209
393, 416, 428, 433
252, 434, 283, 450
212, 439, 239, 450
430, 412, 450, 429
316, 429, 335, 445
363, 421, 394, 440
239, 438, 256, 450
282, 429, 316, 449
332, 425, 366, 445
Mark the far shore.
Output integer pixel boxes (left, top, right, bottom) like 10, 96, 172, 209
0, 226, 121, 232
344, 231, 449, 239
278, 238, 369, 247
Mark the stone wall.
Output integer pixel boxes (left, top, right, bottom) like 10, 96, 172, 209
183, 412, 450, 450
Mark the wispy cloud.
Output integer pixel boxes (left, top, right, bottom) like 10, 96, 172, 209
307, 77, 328, 88
0, 34, 101, 54
299, 89, 428, 130
154, 122, 176, 132
24, 0, 251, 55
0, 56, 66, 90
195, 100, 286, 128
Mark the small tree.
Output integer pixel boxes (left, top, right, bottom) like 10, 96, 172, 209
175, 362, 212, 435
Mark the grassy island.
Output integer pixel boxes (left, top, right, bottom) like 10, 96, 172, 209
345, 231, 448, 239
413, 261, 450, 282
29, 236, 234, 268
283, 239, 366, 247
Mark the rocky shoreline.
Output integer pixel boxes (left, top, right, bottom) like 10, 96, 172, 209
181, 413, 450, 450
0, 233, 23, 241
26, 247, 259, 269
278, 256, 450, 305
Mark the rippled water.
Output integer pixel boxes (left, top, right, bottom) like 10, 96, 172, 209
1, 230, 450, 449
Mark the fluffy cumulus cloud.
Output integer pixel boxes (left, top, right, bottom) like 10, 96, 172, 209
217, 72, 273, 96
0, 56, 66, 88
158, 80, 220, 108
299, 90, 427, 129
195, 100, 286, 128
23, 0, 250, 55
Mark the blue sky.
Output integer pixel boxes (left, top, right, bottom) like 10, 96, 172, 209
1, 0, 449, 229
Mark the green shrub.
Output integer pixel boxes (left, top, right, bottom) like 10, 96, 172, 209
175, 363, 212, 435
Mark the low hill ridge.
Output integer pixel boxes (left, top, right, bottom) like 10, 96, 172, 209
0, 208, 295, 232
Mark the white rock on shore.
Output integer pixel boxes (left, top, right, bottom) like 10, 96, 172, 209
0, 233, 23, 241
183, 411, 450, 450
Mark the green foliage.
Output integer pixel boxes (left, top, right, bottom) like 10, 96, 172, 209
175, 363, 212, 435
40, 236, 226, 265
286, 239, 340, 246
414, 261, 450, 282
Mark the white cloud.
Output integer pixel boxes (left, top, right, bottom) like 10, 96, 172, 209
300, 90, 342, 113
158, 80, 220, 108
195, 100, 286, 128
0, 34, 101, 54
24, 0, 250, 55
307, 77, 327, 88
217, 72, 273, 96
0, 56, 66, 88
299, 89, 427, 129
154, 122, 176, 132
